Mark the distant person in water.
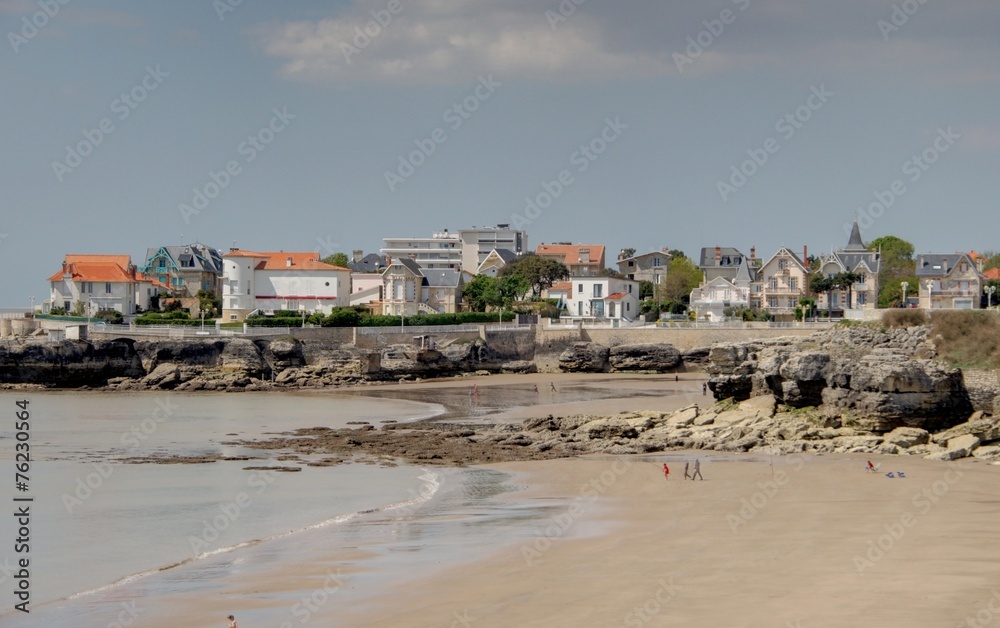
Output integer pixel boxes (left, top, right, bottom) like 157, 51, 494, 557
692, 459, 704, 480
228, 616, 238, 628
663, 463, 670, 480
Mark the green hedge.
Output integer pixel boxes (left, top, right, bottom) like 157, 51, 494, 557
355, 311, 514, 327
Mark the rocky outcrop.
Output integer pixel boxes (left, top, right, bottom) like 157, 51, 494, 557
706, 325, 973, 433
558, 342, 610, 372
0, 339, 144, 387
608, 343, 682, 372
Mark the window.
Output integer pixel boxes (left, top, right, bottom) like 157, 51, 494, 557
593, 285, 603, 298
652, 257, 662, 267
858, 293, 867, 305
788, 298, 796, 308
778, 260, 787, 270
105, 282, 112, 294
789, 278, 797, 291
230, 314, 237, 320
626, 303, 630, 312
768, 297, 778, 308
158, 259, 165, 268
768, 278, 778, 290
578, 284, 583, 293
83, 282, 92, 293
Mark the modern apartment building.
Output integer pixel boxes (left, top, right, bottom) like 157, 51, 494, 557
382, 224, 527, 273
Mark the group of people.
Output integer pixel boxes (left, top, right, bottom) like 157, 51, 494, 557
662, 459, 704, 480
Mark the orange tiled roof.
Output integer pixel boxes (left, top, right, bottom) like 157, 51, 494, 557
984, 268, 1000, 280
535, 244, 606, 267
605, 292, 628, 301
48, 255, 135, 283
224, 250, 348, 271
137, 274, 171, 290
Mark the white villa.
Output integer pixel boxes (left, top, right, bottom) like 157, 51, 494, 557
689, 257, 756, 321
221, 250, 351, 321
46, 254, 169, 315
563, 276, 639, 322
380, 258, 464, 316
816, 222, 881, 312
916, 253, 985, 309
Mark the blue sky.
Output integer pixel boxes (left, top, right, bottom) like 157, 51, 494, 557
2, 0, 999, 306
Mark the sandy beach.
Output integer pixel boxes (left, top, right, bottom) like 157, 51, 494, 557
112, 373, 1000, 627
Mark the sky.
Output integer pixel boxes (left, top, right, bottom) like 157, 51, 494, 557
2, 0, 999, 307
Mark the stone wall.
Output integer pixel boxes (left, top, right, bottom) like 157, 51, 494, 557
962, 369, 1000, 413
574, 327, 826, 352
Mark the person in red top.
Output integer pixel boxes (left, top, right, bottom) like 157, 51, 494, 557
663, 463, 670, 480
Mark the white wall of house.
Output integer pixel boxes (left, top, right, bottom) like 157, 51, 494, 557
564, 277, 639, 320
50, 279, 135, 314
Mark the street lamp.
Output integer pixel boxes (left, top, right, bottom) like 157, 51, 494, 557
986, 285, 996, 309
925, 280, 934, 308
900, 281, 908, 308
28, 296, 34, 316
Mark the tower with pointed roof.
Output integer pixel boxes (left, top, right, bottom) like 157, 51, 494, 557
816, 221, 881, 311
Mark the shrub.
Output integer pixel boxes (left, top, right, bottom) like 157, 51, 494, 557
882, 308, 927, 328
322, 308, 360, 327
94, 309, 124, 324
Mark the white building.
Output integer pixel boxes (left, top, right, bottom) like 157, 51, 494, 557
221, 250, 351, 321
46, 254, 168, 315
564, 276, 639, 322
689, 257, 755, 321
382, 224, 527, 273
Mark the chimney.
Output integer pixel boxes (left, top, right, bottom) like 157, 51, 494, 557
942, 259, 948, 274
286, 257, 293, 267
353, 249, 363, 263
715, 246, 721, 265
750, 246, 756, 261
803, 245, 808, 265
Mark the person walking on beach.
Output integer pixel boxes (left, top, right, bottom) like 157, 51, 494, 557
702, 382, 707, 396
684, 461, 691, 480
692, 459, 704, 480
663, 463, 670, 480
472, 384, 479, 397
228, 616, 238, 628
550, 382, 557, 392
533, 384, 539, 393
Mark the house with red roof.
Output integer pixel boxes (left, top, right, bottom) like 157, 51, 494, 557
535, 243, 606, 276
46, 254, 167, 315
221, 249, 351, 321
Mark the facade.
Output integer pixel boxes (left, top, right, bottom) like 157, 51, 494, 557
616, 249, 671, 284
689, 257, 756, 321
47, 254, 168, 315
757, 247, 811, 317
476, 248, 518, 277
138, 243, 224, 297
563, 276, 639, 321
380, 258, 464, 316
536, 243, 606, 276
699, 246, 756, 282
221, 250, 351, 321
916, 253, 984, 309
815, 222, 880, 311
348, 251, 387, 306
382, 225, 527, 273
459, 225, 527, 272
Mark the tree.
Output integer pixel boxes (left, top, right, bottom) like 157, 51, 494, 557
661, 256, 701, 303
869, 235, 916, 308
639, 280, 655, 300
795, 298, 816, 322
462, 274, 496, 312
321, 252, 351, 268
983, 251, 1000, 271
498, 254, 569, 298
810, 275, 834, 316
831, 271, 861, 310
489, 275, 530, 310
197, 289, 221, 316
618, 247, 636, 261
598, 267, 626, 278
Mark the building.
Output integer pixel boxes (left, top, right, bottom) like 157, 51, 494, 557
137, 243, 224, 297
380, 258, 464, 316
563, 276, 639, 321
689, 257, 756, 321
381, 224, 527, 273
536, 243, 606, 276
699, 246, 756, 283
459, 224, 528, 272
915, 253, 985, 309
47, 254, 167, 315
221, 250, 351, 321
476, 248, 518, 277
348, 251, 387, 306
758, 247, 811, 318
815, 222, 881, 311
616, 249, 671, 285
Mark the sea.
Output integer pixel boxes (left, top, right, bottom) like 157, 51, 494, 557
0, 383, 639, 626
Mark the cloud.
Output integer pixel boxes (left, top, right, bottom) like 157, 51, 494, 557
249, 0, 1000, 85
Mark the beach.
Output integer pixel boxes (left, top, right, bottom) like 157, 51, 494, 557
5, 374, 999, 627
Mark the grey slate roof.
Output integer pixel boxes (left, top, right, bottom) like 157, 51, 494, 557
349, 253, 387, 273
699, 247, 746, 268
832, 222, 880, 273
733, 257, 757, 283
422, 269, 461, 288
493, 248, 518, 264
844, 222, 867, 251
396, 258, 424, 276
142, 243, 224, 274
915, 254, 968, 277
